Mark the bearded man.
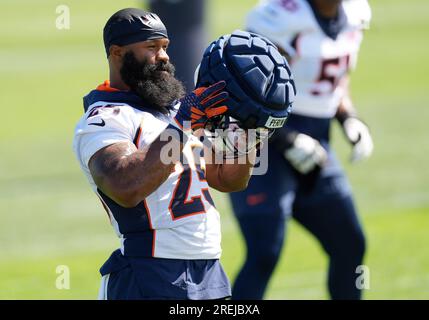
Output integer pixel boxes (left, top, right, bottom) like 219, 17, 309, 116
73, 8, 255, 300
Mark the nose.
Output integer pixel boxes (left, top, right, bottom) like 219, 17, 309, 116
156, 48, 169, 63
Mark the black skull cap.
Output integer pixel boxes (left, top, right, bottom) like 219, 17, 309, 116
103, 8, 168, 57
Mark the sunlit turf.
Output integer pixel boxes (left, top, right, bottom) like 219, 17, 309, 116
0, 0, 428, 299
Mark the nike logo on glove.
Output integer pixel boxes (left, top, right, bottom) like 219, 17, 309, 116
88, 119, 105, 127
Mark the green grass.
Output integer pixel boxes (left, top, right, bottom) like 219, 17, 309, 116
0, 0, 428, 299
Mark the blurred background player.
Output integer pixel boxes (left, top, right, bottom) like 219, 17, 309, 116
229, 0, 374, 299
149, 0, 207, 91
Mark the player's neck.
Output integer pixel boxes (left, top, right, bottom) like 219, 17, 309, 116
311, 0, 340, 18
109, 74, 130, 91
108, 62, 130, 91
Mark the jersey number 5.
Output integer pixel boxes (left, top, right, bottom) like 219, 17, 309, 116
311, 55, 350, 96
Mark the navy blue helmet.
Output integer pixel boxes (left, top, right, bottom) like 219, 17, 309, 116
195, 30, 296, 130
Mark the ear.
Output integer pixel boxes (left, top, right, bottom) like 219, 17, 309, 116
109, 45, 123, 59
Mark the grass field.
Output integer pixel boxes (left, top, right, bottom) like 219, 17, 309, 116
0, 0, 428, 299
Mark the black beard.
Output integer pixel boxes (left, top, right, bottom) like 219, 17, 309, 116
120, 51, 186, 113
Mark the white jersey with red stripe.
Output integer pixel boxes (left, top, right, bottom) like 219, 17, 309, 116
246, 0, 371, 118
73, 99, 222, 260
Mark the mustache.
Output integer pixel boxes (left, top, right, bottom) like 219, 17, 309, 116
120, 51, 175, 79
134, 59, 174, 78
153, 61, 173, 73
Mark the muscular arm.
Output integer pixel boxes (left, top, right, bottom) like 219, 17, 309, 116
334, 75, 374, 162
89, 136, 183, 208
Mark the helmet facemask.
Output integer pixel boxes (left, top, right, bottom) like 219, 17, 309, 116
205, 115, 273, 159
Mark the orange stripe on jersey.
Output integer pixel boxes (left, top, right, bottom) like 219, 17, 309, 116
143, 199, 156, 257
152, 230, 156, 257
133, 126, 142, 147
96, 80, 121, 92
143, 200, 153, 229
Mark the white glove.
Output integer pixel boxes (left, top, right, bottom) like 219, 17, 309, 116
284, 133, 328, 174
342, 117, 374, 163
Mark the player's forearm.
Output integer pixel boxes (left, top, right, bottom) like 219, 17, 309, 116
335, 76, 357, 123
117, 139, 179, 205
217, 161, 254, 192
206, 149, 256, 192
336, 95, 358, 124
90, 137, 183, 208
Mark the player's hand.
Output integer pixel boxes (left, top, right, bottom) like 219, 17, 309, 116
284, 133, 328, 174
174, 81, 229, 131
341, 117, 374, 163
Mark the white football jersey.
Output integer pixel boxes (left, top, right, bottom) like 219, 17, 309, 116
73, 99, 222, 260
246, 0, 371, 118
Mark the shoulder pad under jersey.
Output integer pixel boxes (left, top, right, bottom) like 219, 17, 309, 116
343, 0, 372, 29
246, 0, 315, 56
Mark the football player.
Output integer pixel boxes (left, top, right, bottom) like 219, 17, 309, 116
73, 8, 252, 300
73, 9, 292, 299
229, 0, 374, 299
